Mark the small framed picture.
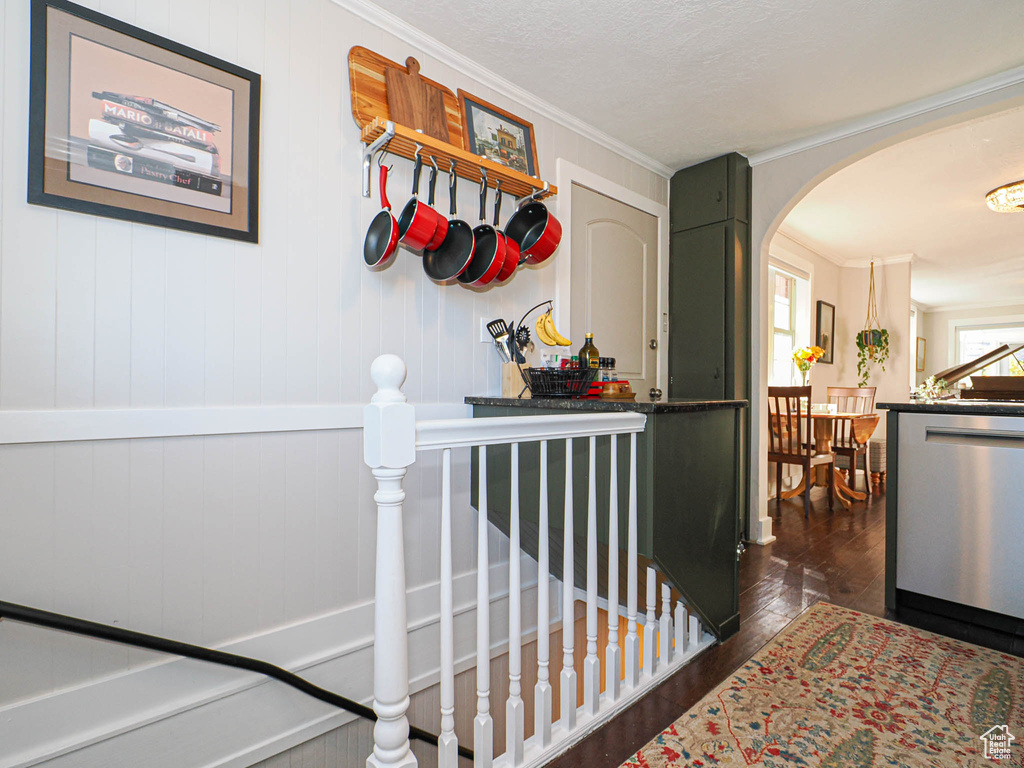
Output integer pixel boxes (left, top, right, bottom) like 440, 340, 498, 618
457, 90, 539, 177
29, 0, 261, 242
816, 300, 836, 364
916, 337, 926, 372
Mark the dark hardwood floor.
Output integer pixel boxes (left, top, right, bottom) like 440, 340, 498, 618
545, 487, 886, 768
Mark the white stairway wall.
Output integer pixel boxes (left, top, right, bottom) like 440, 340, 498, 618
0, 0, 668, 764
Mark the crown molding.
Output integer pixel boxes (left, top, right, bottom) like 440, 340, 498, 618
330, 0, 675, 179
919, 297, 1024, 314
775, 227, 916, 269
748, 63, 1024, 167
774, 226, 848, 266
843, 253, 916, 268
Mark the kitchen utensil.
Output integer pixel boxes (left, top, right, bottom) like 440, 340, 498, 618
457, 176, 505, 287
423, 163, 474, 281
506, 319, 525, 364
494, 183, 521, 282
486, 318, 509, 342
505, 199, 562, 265
515, 325, 531, 351
383, 56, 450, 143
398, 150, 444, 250
424, 157, 449, 251
493, 339, 511, 363
363, 160, 400, 268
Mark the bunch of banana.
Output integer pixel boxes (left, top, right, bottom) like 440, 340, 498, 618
535, 309, 571, 347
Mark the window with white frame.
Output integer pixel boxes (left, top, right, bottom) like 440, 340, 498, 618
768, 263, 811, 386
956, 324, 1024, 378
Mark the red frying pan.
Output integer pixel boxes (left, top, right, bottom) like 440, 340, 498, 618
505, 197, 562, 265
363, 162, 399, 268
494, 184, 521, 282
458, 177, 505, 287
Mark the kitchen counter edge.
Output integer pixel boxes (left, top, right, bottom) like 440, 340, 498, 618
465, 396, 747, 414
878, 400, 1024, 416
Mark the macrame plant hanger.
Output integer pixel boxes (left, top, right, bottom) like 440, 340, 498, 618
861, 261, 881, 356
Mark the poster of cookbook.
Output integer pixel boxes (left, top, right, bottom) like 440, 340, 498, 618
29, 0, 261, 242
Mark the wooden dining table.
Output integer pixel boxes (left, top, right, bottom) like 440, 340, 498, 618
779, 410, 880, 509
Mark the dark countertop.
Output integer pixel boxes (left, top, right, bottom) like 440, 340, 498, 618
466, 395, 747, 414
879, 400, 1024, 417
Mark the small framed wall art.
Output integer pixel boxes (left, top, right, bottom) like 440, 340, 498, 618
816, 300, 836, 364
28, 0, 261, 242
457, 89, 539, 177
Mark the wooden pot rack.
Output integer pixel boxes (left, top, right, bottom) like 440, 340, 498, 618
361, 118, 556, 204
350, 46, 556, 204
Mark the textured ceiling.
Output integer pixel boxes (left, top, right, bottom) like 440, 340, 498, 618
781, 104, 1024, 309
369, 0, 1024, 169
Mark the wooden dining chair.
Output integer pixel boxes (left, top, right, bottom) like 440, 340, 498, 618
768, 386, 834, 518
826, 386, 876, 494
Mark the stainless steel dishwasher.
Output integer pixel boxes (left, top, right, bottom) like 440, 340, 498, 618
897, 411, 1024, 620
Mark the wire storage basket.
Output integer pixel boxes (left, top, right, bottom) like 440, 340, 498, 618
518, 366, 597, 398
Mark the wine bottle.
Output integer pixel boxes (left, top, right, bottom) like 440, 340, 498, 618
578, 333, 600, 371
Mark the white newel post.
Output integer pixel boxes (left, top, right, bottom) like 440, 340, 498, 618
364, 355, 418, 768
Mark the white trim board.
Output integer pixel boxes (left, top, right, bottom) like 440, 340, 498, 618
328, 0, 674, 178
0, 403, 469, 445
553, 159, 671, 395
748, 63, 1024, 167
0, 552, 558, 768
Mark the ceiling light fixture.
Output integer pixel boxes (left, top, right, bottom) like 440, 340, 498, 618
986, 180, 1024, 212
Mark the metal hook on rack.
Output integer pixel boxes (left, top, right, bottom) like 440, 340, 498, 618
376, 140, 393, 173
362, 120, 396, 197
515, 180, 551, 207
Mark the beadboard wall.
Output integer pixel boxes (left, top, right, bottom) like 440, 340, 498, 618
0, 0, 668, 765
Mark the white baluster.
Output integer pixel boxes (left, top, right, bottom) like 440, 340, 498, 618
660, 583, 672, 665
438, 449, 457, 768
643, 567, 657, 677
534, 440, 552, 747
583, 436, 600, 716
605, 434, 621, 702
689, 612, 701, 650
506, 443, 524, 765
560, 438, 577, 732
474, 445, 493, 768
364, 355, 418, 768
675, 600, 687, 657
625, 433, 640, 689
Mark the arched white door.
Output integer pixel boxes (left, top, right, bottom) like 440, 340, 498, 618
570, 183, 660, 400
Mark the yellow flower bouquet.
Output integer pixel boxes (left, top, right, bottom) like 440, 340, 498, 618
792, 345, 826, 385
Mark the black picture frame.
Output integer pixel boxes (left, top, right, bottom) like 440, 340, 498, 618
28, 0, 261, 242
816, 300, 836, 364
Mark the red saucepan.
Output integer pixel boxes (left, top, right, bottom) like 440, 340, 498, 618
423, 163, 475, 281
458, 177, 506, 287
494, 183, 521, 283
424, 158, 449, 251
363, 162, 399, 268
505, 196, 562, 265
398, 153, 444, 250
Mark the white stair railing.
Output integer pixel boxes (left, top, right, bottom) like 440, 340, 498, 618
363, 355, 713, 768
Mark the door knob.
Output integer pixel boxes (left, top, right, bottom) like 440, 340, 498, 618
649, 387, 663, 401
649, 338, 658, 350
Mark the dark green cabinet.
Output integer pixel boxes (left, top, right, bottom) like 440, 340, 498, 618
669, 153, 751, 541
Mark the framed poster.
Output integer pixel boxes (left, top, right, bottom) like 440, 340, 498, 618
457, 89, 539, 177
28, 0, 260, 242
916, 337, 926, 372
816, 300, 835, 364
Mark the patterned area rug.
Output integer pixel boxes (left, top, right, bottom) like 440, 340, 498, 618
623, 602, 1023, 767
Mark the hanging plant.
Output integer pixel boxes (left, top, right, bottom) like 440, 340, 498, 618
856, 262, 890, 387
